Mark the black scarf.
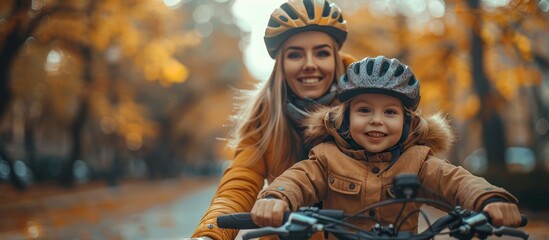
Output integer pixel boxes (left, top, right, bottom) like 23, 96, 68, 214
285, 84, 337, 126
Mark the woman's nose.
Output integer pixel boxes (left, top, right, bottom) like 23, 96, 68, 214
303, 54, 317, 72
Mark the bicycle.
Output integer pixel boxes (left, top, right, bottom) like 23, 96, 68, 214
217, 174, 529, 240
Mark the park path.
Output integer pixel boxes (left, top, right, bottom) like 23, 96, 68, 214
1, 176, 548, 239
0, 176, 217, 239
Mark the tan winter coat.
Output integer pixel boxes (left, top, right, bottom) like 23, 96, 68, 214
258, 110, 518, 237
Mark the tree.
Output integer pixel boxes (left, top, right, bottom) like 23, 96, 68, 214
342, 0, 549, 169
1, 0, 197, 187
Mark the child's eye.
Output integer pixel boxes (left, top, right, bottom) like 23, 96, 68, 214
358, 107, 370, 113
385, 109, 400, 115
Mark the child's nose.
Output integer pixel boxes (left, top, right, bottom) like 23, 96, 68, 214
369, 113, 383, 124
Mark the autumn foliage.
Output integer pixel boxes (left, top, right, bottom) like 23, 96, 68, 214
0, 0, 548, 192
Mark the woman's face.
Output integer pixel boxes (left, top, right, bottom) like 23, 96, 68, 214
349, 93, 404, 153
282, 31, 336, 99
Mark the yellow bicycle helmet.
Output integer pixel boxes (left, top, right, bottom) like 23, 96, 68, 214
264, 0, 348, 59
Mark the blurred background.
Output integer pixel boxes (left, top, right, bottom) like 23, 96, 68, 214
1, 0, 548, 239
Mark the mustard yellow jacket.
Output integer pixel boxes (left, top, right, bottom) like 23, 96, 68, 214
192, 54, 356, 240
192, 126, 288, 239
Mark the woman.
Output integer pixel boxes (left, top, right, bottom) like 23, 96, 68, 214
192, 1, 355, 239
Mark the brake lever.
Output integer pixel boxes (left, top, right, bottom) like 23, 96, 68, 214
457, 212, 529, 240
242, 213, 323, 240
492, 226, 529, 240
242, 226, 289, 240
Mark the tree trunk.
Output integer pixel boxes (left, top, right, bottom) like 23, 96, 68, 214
467, 0, 506, 170
0, 1, 32, 191
531, 81, 549, 170
24, 115, 38, 180
59, 47, 92, 187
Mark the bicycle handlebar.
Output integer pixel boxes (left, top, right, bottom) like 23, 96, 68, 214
217, 209, 345, 229
217, 174, 529, 240
218, 209, 529, 240
217, 212, 260, 229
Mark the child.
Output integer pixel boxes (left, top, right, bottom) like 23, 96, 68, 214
250, 56, 522, 233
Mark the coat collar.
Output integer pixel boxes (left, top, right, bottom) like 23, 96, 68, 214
336, 144, 393, 162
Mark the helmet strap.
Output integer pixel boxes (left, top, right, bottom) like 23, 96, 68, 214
376, 111, 412, 176
337, 106, 363, 150
399, 111, 412, 143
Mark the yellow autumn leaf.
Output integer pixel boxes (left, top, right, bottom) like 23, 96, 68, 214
517, 66, 542, 86
120, 27, 142, 57
494, 70, 516, 100
513, 33, 532, 60
144, 64, 160, 81
161, 59, 189, 84
126, 132, 143, 151
456, 94, 480, 120
453, 56, 472, 90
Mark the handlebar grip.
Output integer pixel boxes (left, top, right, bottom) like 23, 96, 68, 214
217, 213, 259, 229
481, 212, 528, 227
519, 214, 528, 227
217, 212, 292, 229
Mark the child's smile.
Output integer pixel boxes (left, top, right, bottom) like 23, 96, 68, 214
349, 93, 405, 153
365, 131, 386, 138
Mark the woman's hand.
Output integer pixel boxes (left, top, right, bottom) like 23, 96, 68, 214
482, 202, 522, 227
251, 198, 289, 227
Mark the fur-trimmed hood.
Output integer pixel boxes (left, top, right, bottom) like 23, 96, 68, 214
303, 105, 455, 156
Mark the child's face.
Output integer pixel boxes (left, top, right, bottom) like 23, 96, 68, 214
349, 93, 405, 153
282, 31, 336, 99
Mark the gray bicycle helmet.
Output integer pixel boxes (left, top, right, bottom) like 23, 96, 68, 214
338, 56, 421, 110
264, 0, 348, 59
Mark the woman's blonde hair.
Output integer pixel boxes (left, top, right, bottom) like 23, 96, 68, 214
228, 36, 345, 179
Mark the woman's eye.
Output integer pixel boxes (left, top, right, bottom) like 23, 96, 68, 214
286, 52, 302, 59
316, 50, 331, 58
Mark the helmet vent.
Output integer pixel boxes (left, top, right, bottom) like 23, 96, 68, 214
338, 14, 344, 23
366, 60, 374, 75
408, 76, 417, 86
268, 18, 281, 27
322, 1, 330, 17
304, 0, 315, 20
395, 66, 404, 77
353, 63, 360, 75
379, 61, 389, 77
279, 16, 288, 22
332, 11, 339, 19
281, 3, 298, 20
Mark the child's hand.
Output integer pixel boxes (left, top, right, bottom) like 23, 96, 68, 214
482, 202, 522, 227
251, 198, 289, 227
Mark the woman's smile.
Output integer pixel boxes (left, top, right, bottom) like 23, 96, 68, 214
299, 77, 322, 85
